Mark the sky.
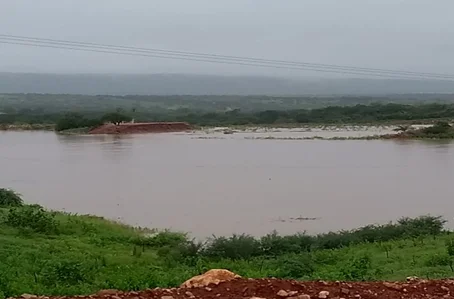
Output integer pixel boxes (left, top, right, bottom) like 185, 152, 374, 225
1, 0, 454, 77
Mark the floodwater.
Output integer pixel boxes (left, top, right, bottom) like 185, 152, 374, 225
1, 129, 454, 238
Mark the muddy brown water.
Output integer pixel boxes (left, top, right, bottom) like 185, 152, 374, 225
1, 130, 453, 238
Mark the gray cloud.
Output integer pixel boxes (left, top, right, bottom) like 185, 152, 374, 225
1, 0, 454, 76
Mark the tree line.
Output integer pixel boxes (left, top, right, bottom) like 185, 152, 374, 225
1, 103, 454, 131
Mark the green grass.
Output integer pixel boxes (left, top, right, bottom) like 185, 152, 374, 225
0, 203, 453, 298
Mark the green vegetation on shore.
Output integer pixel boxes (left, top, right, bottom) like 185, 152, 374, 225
1, 189, 454, 298
2, 102, 454, 132
391, 121, 454, 139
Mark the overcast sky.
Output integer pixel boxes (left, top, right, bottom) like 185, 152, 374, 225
1, 0, 453, 77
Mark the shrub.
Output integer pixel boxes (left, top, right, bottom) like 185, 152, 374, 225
260, 232, 313, 256
55, 112, 102, 131
446, 239, 454, 257
41, 260, 91, 287
397, 215, 446, 237
155, 238, 203, 266
5, 205, 59, 234
312, 249, 339, 265
201, 234, 260, 260
422, 121, 452, 134
131, 231, 188, 248
341, 254, 372, 280
0, 188, 24, 207
274, 254, 315, 279
101, 112, 132, 125
425, 254, 452, 267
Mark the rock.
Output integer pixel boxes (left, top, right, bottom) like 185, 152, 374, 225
288, 291, 298, 296
112, 296, 122, 299
297, 295, 311, 299
185, 291, 195, 298
205, 287, 212, 292
161, 296, 174, 299
341, 288, 349, 295
250, 297, 267, 299
180, 269, 241, 288
277, 290, 289, 297
383, 282, 402, 291
406, 276, 419, 282
318, 291, 329, 298
97, 290, 119, 296
441, 286, 450, 292
21, 294, 37, 299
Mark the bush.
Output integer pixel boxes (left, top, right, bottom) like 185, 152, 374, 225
341, 254, 372, 280
0, 189, 24, 207
314, 215, 446, 250
101, 112, 132, 125
422, 121, 452, 134
131, 231, 188, 248
446, 239, 454, 257
260, 232, 313, 256
424, 254, 452, 267
397, 215, 446, 237
195, 216, 447, 259
202, 234, 260, 260
41, 260, 92, 287
55, 112, 102, 132
5, 205, 59, 234
274, 254, 315, 279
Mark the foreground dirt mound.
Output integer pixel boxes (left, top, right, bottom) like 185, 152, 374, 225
19, 277, 454, 299
89, 122, 191, 134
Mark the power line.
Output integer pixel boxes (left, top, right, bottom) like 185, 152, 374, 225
1, 34, 454, 80
2, 34, 453, 79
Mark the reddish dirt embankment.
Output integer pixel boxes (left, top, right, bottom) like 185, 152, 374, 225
18, 278, 454, 299
89, 122, 191, 134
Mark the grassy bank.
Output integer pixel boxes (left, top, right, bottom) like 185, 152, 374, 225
1, 189, 454, 298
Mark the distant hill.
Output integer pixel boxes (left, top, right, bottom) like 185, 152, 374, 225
1, 73, 454, 95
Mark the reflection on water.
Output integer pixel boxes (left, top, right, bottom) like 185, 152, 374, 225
1, 130, 454, 238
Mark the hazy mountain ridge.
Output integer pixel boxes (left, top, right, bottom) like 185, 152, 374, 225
1, 73, 454, 95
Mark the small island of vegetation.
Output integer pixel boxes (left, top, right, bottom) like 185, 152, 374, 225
387, 121, 454, 139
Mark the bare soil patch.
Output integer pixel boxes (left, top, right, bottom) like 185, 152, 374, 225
19, 278, 454, 299
89, 122, 191, 134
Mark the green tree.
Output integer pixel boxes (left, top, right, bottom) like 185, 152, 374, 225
0, 188, 23, 207
55, 112, 101, 131
101, 112, 132, 126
